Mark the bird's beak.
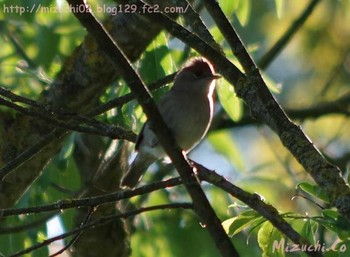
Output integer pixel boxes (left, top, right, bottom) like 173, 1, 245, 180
212, 74, 222, 80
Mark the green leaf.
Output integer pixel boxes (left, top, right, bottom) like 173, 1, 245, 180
300, 219, 317, 243
222, 210, 261, 237
322, 209, 339, 220
218, 0, 251, 26
139, 32, 175, 86
257, 221, 285, 257
59, 134, 75, 160
235, 0, 251, 26
210, 26, 225, 43
297, 182, 330, 203
274, 0, 285, 19
216, 79, 243, 121
0, 217, 26, 255
36, 25, 60, 69
219, 0, 239, 17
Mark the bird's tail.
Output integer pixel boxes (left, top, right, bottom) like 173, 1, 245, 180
120, 153, 156, 188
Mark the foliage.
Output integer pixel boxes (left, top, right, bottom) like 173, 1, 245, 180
1, 0, 350, 256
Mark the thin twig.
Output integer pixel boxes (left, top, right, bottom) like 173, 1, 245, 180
4, 30, 37, 69
66, 1, 240, 256
0, 177, 183, 217
49, 207, 95, 257
88, 72, 176, 116
9, 203, 192, 257
177, 0, 223, 54
0, 213, 56, 234
203, 0, 256, 74
140, 0, 350, 222
258, 0, 321, 69
0, 89, 137, 141
0, 129, 66, 182
213, 90, 350, 130
196, 163, 324, 257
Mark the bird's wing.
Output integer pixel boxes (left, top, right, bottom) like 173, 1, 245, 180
136, 122, 159, 151
136, 91, 175, 151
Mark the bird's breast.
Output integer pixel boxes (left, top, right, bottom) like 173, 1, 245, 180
161, 92, 213, 151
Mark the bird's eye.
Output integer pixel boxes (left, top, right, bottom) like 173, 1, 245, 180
193, 70, 203, 78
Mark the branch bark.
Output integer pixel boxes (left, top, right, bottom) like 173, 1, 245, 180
197, 163, 323, 257
65, 1, 240, 256
140, 1, 350, 222
0, 0, 192, 208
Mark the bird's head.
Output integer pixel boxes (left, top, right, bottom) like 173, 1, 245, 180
173, 57, 221, 94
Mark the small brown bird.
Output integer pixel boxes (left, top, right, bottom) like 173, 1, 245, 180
121, 57, 220, 188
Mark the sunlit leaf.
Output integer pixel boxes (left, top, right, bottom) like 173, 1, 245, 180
216, 79, 243, 121
300, 219, 317, 243
274, 0, 285, 19
58, 134, 75, 160
218, 0, 251, 26
257, 221, 284, 257
139, 32, 174, 85
36, 25, 60, 69
235, 0, 251, 26
297, 182, 330, 203
219, 0, 239, 17
210, 26, 225, 44
222, 210, 261, 236
322, 209, 338, 220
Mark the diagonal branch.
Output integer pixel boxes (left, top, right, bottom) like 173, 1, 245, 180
138, 0, 350, 222
196, 163, 323, 257
49, 207, 95, 257
0, 95, 136, 142
0, 177, 183, 217
258, 0, 322, 69
214, 91, 350, 130
202, 0, 256, 74
60, 1, 241, 256
0, 129, 67, 182
9, 203, 193, 257
0, 0, 195, 209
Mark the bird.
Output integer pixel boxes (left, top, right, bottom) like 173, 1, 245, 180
121, 57, 221, 188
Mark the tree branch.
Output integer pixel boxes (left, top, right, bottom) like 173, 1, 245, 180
48, 207, 94, 257
0, 129, 67, 182
258, 0, 322, 69
202, 0, 256, 74
89, 72, 176, 116
9, 203, 192, 257
0, 177, 182, 217
196, 163, 323, 257
139, 0, 350, 222
41, 2, 242, 256
0, 0, 193, 209
213, 91, 350, 130
0, 94, 136, 141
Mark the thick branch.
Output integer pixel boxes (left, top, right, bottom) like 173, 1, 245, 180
139, 2, 350, 222
197, 164, 323, 257
65, 1, 240, 256
0, 0, 189, 208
